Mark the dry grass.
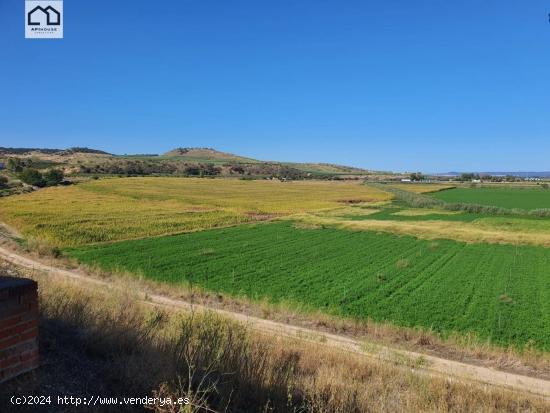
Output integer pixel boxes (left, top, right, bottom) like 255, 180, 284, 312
339, 219, 550, 246
289, 212, 550, 247
1, 263, 548, 412
392, 208, 462, 216
0, 177, 390, 246
388, 183, 455, 193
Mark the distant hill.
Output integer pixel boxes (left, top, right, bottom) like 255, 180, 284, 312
161, 148, 371, 175
438, 171, 550, 178
0, 147, 111, 155
162, 147, 258, 163
283, 162, 370, 175
1, 145, 374, 177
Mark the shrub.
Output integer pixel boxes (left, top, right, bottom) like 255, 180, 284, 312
44, 168, 64, 186
19, 168, 46, 187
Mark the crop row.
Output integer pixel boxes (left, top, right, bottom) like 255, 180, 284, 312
67, 222, 550, 350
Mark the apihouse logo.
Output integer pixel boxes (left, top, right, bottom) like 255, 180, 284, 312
25, 0, 63, 39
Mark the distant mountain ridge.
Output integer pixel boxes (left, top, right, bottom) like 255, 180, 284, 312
0, 147, 111, 155
438, 171, 550, 178
0, 146, 372, 176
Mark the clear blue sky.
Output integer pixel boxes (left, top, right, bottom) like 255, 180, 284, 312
1, 1, 549, 172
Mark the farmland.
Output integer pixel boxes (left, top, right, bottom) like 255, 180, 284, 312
0, 177, 389, 246
3, 177, 550, 351
67, 221, 550, 350
387, 183, 455, 193
431, 186, 550, 210
291, 202, 550, 247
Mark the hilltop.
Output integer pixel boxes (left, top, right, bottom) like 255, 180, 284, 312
162, 147, 258, 163
0, 147, 111, 156
161, 147, 372, 175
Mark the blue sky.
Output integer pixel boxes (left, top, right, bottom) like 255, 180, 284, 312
0, 1, 549, 171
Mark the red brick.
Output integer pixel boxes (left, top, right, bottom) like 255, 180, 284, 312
0, 355, 20, 369
0, 328, 38, 350
0, 320, 38, 340
20, 349, 39, 362
19, 292, 37, 305
0, 299, 26, 312
0, 278, 39, 383
1, 304, 32, 319
0, 335, 22, 351
0, 340, 37, 360
0, 357, 39, 383
0, 314, 22, 330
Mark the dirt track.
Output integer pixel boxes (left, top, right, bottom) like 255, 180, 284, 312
0, 245, 549, 400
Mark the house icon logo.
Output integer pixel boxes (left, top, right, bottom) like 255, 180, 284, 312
25, 0, 63, 39
27, 5, 61, 26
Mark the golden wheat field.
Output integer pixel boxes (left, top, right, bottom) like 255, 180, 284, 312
387, 183, 454, 193
0, 177, 390, 246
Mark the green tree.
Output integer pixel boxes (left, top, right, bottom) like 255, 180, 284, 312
7, 158, 23, 172
459, 173, 480, 182
410, 172, 425, 182
19, 168, 46, 187
44, 168, 64, 186
0, 176, 8, 189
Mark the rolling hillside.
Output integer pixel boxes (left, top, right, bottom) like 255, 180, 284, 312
1, 146, 374, 177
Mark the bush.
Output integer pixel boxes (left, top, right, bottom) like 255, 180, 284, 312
0, 176, 8, 189
19, 168, 65, 188
44, 168, 64, 186
19, 168, 46, 187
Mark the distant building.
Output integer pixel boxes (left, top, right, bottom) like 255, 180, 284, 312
401, 178, 411, 182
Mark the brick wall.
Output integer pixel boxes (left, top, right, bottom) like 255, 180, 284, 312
0, 277, 39, 383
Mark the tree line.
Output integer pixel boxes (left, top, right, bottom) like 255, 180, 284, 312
6, 158, 65, 187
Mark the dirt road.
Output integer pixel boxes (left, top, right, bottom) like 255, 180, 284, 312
0, 244, 548, 400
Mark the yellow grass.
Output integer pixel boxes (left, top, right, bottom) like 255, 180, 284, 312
389, 183, 454, 193
289, 213, 550, 247
0, 177, 390, 246
392, 208, 461, 216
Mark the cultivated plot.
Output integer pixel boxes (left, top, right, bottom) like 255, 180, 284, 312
0, 177, 389, 246
431, 186, 550, 210
67, 221, 550, 350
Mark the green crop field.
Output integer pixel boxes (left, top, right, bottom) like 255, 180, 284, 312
431, 186, 550, 210
342, 205, 550, 223
67, 221, 550, 350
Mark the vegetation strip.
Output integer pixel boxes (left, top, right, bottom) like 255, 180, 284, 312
373, 183, 550, 217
